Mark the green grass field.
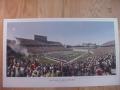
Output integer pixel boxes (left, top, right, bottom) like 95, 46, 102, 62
43, 51, 86, 63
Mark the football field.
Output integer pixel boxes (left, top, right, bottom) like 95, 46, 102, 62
43, 50, 88, 64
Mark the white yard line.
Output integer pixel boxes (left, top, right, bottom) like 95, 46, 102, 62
67, 53, 87, 64
44, 51, 91, 64
44, 56, 60, 63
44, 56, 67, 63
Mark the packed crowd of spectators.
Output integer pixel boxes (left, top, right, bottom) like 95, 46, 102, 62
7, 52, 116, 77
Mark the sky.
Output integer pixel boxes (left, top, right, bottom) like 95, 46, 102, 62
7, 21, 115, 45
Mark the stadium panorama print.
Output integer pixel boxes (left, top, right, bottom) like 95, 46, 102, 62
3, 18, 120, 87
